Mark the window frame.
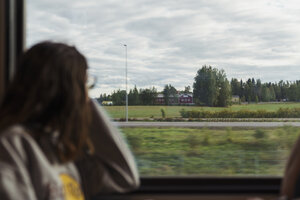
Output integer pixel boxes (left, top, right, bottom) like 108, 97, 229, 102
0, 0, 5, 99
10, 0, 283, 196
1, 0, 24, 94
137, 177, 280, 194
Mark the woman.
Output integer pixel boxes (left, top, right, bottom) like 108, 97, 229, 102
281, 136, 300, 199
249, 137, 300, 200
0, 41, 139, 200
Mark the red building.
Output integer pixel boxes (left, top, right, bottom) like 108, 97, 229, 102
178, 93, 193, 105
155, 93, 165, 104
155, 93, 194, 105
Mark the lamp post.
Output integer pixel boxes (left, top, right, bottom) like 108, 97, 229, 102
124, 44, 128, 122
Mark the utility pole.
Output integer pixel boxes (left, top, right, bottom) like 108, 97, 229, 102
124, 44, 128, 122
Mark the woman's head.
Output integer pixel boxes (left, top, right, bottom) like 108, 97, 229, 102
0, 41, 92, 162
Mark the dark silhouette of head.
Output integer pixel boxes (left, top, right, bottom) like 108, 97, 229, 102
0, 41, 92, 162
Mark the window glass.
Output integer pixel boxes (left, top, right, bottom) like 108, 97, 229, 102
27, 0, 300, 176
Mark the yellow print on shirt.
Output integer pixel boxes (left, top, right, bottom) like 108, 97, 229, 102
59, 174, 85, 200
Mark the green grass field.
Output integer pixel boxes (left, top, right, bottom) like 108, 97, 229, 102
103, 103, 300, 118
121, 126, 300, 176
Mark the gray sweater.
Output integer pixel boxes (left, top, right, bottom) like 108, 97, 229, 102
0, 100, 139, 199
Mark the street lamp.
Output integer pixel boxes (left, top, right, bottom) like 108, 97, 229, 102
124, 44, 128, 122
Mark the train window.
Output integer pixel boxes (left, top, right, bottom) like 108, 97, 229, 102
27, 0, 300, 178
0, 1, 4, 99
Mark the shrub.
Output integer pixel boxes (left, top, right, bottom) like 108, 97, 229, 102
179, 107, 300, 118
179, 109, 188, 118
277, 108, 289, 118
161, 108, 166, 118
291, 108, 300, 117
253, 129, 266, 139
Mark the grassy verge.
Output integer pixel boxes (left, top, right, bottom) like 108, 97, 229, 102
103, 103, 300, 119
121, 126, 300, 176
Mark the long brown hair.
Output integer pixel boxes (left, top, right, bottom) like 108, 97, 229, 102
0, 41, 92, 162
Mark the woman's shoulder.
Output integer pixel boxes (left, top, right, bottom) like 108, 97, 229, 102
0, 124, 33, 142
0, 125, 39, 159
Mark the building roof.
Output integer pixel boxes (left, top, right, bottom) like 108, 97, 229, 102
179, 93, 193, 98
157, 93, 164, 98
156, 93, 193, 98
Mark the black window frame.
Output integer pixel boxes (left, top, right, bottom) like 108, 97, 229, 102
7, 0, 283, 197
2, 0, 24, 85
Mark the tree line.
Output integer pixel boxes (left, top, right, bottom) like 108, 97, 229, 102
98, 84, 192, 105
98, 65, 300, 107
98, 86, 158, 105
231, 77, 300, 103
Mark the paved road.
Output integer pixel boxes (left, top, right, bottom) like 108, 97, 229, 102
114, 121, 300, 128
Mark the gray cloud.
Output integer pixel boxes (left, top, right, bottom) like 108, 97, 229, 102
27, 0, 300, 97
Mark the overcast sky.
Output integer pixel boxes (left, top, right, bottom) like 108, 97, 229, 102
27, 0, 300, 97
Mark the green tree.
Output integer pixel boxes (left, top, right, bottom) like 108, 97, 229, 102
256, 79, 262, 101
193, 65, 231, 107
139, 87, 157, 105
297, 81, 300, 101
217, 76, 231, 107
128, 85, 140, 105
231, 78, 240, 96
273, 82, 281, 101
163, 84, 177, 105
269, 85, 276, 101
245, 79, 252, 102
255, 95, 259, 104
97, 93, 110, 104
111, 89, 126, 105
251, 78, 256, 101
261, 85, 271, 102
193, 65, 218, 106
184, 86, 191, 93
288, 83, 298, 101
279, 80, 289, 100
